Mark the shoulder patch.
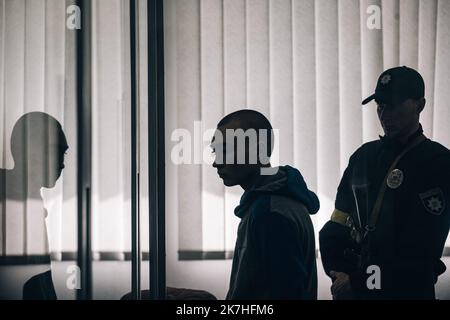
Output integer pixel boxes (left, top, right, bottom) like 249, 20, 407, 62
419, 188, 446, 215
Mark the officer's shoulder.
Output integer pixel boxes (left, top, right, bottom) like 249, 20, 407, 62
416, 139, 450, 165
421, 139, 450, 157
348, 140, 381, 160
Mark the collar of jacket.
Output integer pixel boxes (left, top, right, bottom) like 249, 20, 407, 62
233, 168, 287, 219
379, 124, 424, 151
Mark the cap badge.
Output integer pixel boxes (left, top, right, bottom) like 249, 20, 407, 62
380, 74, 391, 85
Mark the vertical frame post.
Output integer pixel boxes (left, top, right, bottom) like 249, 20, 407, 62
130, 0, 141, 300
76, 0, 93, 301
148, 0, 165, 300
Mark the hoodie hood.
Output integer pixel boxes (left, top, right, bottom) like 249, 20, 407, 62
234, 165, 320, 218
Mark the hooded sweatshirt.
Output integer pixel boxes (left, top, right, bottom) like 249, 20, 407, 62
226, 165, 320, 300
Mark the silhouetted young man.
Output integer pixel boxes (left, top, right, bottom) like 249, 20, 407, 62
211, 109, 319, 300
320, 66, 450, 300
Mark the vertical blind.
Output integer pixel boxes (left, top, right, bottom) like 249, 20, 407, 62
0, 0, 150, 261
1, 0, 449, 262
90, 0, 149, 259
166, 0, 450, 257
0, 0, 78, 258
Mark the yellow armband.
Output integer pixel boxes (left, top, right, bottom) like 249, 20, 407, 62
330, 209, 353, 228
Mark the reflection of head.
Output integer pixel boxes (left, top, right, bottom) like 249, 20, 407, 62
11, 112, 68, 188
212, 109, 273, 187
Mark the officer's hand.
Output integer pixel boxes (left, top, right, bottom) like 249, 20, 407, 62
330, 271, 354, 300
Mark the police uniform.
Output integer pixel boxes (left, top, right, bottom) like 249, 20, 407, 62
319, 67, 450, 300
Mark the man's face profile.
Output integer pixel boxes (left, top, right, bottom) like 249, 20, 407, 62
211, 124, 259, 187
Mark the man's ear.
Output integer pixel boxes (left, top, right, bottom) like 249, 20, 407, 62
417, 98, 426, 114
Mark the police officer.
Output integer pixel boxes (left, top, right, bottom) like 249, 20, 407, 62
319, 66, 450, 300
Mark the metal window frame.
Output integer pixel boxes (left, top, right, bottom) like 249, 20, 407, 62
75, 0, 93, 301
130, 0, 141, 300
148, 0, 166, 300
73, 0, 166, 301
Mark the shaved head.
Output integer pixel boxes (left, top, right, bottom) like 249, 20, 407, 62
212, 109, 274, 188
217, 109, 273, 156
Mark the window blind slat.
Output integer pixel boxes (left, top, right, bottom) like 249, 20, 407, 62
338, 0, 363, 173
399, 0, 419, 69
200, 0, 225, 252
292, 0, 317, 191
269, 0, 293, 166
417, 0, 438, 138
176, 0, 203, 251
360, 0, 383, 142
434, 0, 450, 148
223, 0, 246, 251
382, 0, 400, 69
